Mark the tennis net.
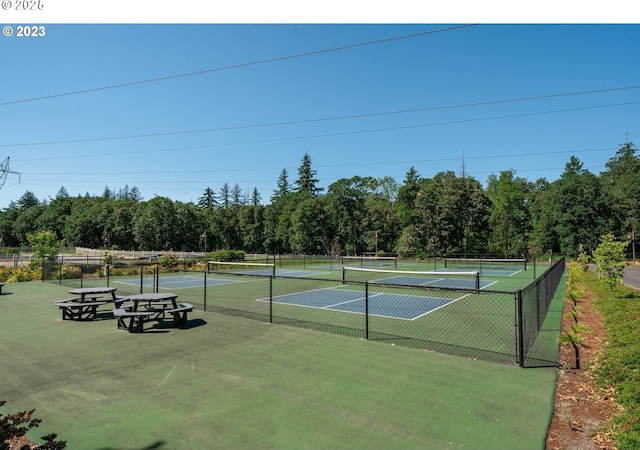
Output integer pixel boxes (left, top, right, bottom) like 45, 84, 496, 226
341, 255, 398, 269
342, 266, 480, 292
444, 257, 526, 273
207, 261, 276, 277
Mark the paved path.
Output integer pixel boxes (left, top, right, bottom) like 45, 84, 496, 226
624, 265, 640, 290
588, 264, 640, 290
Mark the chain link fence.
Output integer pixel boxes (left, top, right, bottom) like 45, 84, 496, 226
517, 257, 566, 367
42, 257, 565, 367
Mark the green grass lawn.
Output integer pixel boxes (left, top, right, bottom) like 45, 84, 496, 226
0, 278, 561, 449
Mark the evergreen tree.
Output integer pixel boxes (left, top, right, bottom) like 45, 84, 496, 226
55, 186, 70, 199
102, 186, 114, 200
219, 183, 231, 208
117, 185, 130, 200
198, 187, 217, 211
231, 183, 243, 205
602, 141, 640, 250
251, 188, 262, 206
396, 166, 421, 228
16, 191, 39, 209
295, 153, 323, 197
549, 156, 611, 256
128, 186, 143, 202
272, 168, 291, 202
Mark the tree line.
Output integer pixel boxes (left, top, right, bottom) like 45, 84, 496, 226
0, 145, 638, 259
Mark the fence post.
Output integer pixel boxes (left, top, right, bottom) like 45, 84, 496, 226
269, 276, 273, 323
536, 280, 541, 330
365, 281, 369, 340
475, 272, 480, 294
58, 262, 62, 285
107, 265, 110, 287
203, 271, 207, 312
139, 265, 143, 294
516, 290, 524, 367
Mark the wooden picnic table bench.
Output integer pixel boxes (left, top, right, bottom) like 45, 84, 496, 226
113, 302, 194, 332
109, 295, 130, 308
55, 298, 108, 321
54, 293, 129, 322
113, 308, 155, 333
165, 302, 194, 327
144, 302, 194, 326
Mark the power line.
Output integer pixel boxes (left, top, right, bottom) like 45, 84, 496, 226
20, 145, 618, 176
0, 25, 476, 108
16, 163, 611, 193
3, 87, 639, 149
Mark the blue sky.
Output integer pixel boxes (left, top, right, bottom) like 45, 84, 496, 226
1, 22, 639, 208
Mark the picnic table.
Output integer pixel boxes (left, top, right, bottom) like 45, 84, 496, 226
69, 286, 118, 302
129, 292, 179, 315
54, 287, 128, 321
113, 292, 193, 332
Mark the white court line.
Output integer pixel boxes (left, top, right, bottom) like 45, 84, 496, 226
255, 285, 348, 302
322, 292, 385, 309
411, 292, 473, 320
158, 365, 177, 387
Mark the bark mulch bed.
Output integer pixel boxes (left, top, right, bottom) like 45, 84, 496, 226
545, 287, 619, 450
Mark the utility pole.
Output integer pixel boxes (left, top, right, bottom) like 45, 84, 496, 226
375, 230, 378, 254
633, 226, 636, 266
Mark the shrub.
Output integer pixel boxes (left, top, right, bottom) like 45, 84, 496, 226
207, 250, 245, 262
576, 243, 591, 271
0, 400, 66, 449
106, 265, 143, 277
60, 265, 82, 280
157, 252, 178, 268
102, 252, 113, 265
6, 268, 33, 283
194, 260, 208, 271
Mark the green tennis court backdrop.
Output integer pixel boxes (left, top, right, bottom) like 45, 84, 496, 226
43, 257, 565, 367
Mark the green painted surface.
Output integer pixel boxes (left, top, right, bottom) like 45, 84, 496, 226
0, 278, 561, 449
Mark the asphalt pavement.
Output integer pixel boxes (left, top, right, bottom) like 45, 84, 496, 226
624, 265, 640, 290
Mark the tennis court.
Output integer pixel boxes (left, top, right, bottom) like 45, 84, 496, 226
0, 279, 563, 449
369, 273, 496, 290
341, 266, 496, 291
260, 286, 472, 320
443, 257, 527, 277
113, 269, 331, 291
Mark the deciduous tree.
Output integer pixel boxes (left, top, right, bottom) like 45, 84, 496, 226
593, 233, 627, 295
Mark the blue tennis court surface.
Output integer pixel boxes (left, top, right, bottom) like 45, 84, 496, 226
260, 287, 470, 320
